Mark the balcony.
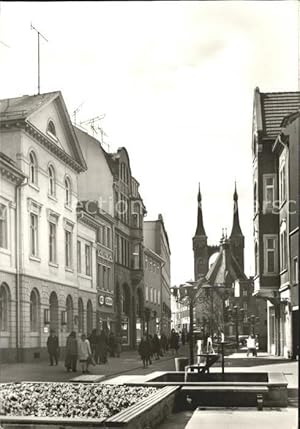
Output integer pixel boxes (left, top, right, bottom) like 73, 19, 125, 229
130, 227, 143, 241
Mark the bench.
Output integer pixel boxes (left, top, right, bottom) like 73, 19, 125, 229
105, 385, 180, 427
181, 385, 269, 410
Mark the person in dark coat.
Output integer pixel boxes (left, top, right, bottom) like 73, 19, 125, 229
148, 334, 154, 364
89, 329, 98, 360
115, 333, 122, 358
170, 329, 179, 355
47, 329, 59, 366
181, 330, 186, 346
98, 329, 108, 364
152, 334, 161, 360
108, 331, 116, 357
160, 332, 167, 355
65, 331, 78, 372
138, 336, 151, 368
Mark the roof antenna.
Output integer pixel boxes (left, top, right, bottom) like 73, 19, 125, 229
73, 101, 85, 125
31, 23, 48, 95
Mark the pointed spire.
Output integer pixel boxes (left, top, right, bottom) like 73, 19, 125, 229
230, 182, 243, 236
195, 183, 206, 236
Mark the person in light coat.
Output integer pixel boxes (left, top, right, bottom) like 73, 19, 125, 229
78, 333, 92, 373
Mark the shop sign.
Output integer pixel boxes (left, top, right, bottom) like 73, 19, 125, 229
105, 296, 113, 306
98, 295, 105, 305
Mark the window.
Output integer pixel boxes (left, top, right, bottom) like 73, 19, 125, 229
49, 222, 56, 263
48, 165, 56, 197
157, 290, 161, 305
78, 298, 84, 333
279, 162, 286, 203
65, 230, 72, 268
29, 151, 37, 185
97, 263, 102, 288
107, 267, 111, 290
30, 289, 39, 332
293, 257, 298, 284
0, 283, 9, 331
106, 228, 111, 248
280, 228, 287, 271
85, 244, 91, 276
263, 175, 275, 213
253, 183, 257, 214
47, 120, 56, 137
0, 203, 7, 249
133, 244, 140, 269
263, 235, 278, 274
66, 295, 73, 332
77, 241, 81, 273
30, 213, 38, 256
145, 285, 149, 301
102, 266, 106, 289
254, 242, 259, 275
65, 177, 72, 207
150, 287, 153, 303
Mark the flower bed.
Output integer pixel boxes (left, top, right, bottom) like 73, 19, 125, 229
0, 383, 158, 420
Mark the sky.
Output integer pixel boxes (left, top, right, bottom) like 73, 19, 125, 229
0, 1, 299, 285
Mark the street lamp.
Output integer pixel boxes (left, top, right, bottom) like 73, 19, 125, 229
228, 306, 245, 350
144, 307, 151, 338
248, 314, 260, 336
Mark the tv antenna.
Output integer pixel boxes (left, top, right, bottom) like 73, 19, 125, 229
73, 101, 85, 125
31, 22, 48, 94
0, 40, 10, 48
80, 114, 105, 137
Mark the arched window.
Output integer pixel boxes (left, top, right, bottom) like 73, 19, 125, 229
66, 295, 74, 332
65, 177, 72, 206
0, 283, 10, 331
78, 298, 84, 333
48, 165, 56, 197
47, 120, 56, 137
30, 289, 40, 332
254, 183, 257, 214
87, 300, 93, 335
29, 151, 37, 185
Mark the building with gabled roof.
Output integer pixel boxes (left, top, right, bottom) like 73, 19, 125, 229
252, 87, 300, 358
0, 91, 98, 362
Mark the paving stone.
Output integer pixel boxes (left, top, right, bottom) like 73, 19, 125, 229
70, 374, 105, 382
185, 408, 298, 429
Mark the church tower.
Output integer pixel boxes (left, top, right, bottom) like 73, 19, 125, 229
193, 184, 209, 280
229, 183, 245, 271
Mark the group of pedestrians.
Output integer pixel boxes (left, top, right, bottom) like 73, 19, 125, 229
138, 329, 180, 368
46, 328, 122, 374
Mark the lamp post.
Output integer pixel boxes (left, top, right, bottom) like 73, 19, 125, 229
248, 314, 260, 336
144, 307, 151, 338
228, 306, 244, 350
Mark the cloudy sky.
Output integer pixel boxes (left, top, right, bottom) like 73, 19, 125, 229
0, 1, 299, 285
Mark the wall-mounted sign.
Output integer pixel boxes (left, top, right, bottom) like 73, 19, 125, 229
105, 296, 113, 307
98, 295, 105, 305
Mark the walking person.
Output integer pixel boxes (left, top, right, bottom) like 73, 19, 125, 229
89, 329, 98, 360
152, 333, 161, 360
98, 329, 108, 364
170, 329, 179, 356
65, 331, 78, 372
108, 331, 116, 357
78, 333, 92, 374
47, 329, 59, 366
181, 330, 186, 346
138, 335, 151, 368
160, 332, 167, 356
115, 332, 122, 358
246, 334, 257, 357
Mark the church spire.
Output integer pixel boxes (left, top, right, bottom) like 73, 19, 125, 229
230, 182, 243, 237
195, 183, 206, 236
